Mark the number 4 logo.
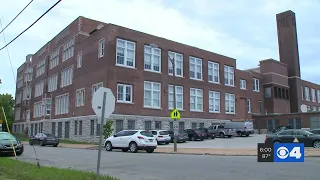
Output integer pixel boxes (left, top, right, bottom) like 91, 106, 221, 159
290, 147, 302, 159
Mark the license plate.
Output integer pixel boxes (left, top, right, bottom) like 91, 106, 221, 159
149, 139, 153, 142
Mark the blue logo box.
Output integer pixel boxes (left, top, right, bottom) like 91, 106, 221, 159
274, 143, 304, 162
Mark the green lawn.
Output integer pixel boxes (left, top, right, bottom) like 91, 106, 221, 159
0, 157, 118, 180
12, 133, 97, 145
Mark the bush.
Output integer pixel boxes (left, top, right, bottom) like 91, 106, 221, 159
103, 120, 114, 139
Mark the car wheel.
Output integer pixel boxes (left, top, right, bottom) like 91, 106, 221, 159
53, 144, 58, 147
122, 148, 129, 152
313, 141, 320, 148
129, 142, 138, 153
29, 140, 33, 145
220, 132, 225, 138
146, 149, 154, 153
191, 136, 195, 141
227, 135, 232, 138
245, 134, 249, 137
211, 136, 216, 139
16, 151, 23, 156
105, 141, 113, 151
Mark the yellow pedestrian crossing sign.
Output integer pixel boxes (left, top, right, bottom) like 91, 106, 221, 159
170, 109, 180, 120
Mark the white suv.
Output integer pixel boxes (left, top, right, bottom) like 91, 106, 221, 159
151, 130, 171, 145
104, 130, 157, 153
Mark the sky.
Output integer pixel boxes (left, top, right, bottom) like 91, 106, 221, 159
0, 0, 320, 97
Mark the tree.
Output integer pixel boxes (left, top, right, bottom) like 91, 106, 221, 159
0, 93, 14, 132
103, 120, 114, 139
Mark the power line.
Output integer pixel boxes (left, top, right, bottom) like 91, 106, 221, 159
0, 0, 62, 51
0, 0, 34, 35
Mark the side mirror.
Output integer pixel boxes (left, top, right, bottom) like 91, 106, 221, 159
304, 134, 308, 137
113, 134, 117, 137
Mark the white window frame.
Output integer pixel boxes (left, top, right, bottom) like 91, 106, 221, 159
189, 56, 203, 81
240, 79, 247, 90
92, 82, 103, 96
62, 37, 75, 62
305, 87, 310, 101
168, 51, 183, 77
55, 93, 69, 115
15, 108, 21, 121
98, 39, 105, 58
208, 61, 219, 84
36, 60, 45, 77
311, 88, 316, 102
48, 73, 58, 92
253, 78, 260, 92
317, 90, 320, 103
168, 85, 184, 110
190, 88, 203, 112
60, 65, 73, 88
117, 84, 133, 103
225, 93, 235, 114
76, 88, 85, 107
116, 38, 136, 68
33, 101, 43, 118
224, 65, 234, 86
34, 80, 44, 97
144, 45, 161, 73
143, 81, 161, 109
247, 99, 251, 113
209, 91, 220, 113
49, 49, 59, 69
77, 51, 82, 68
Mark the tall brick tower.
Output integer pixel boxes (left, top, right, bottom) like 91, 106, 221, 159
276, 10, 301, 78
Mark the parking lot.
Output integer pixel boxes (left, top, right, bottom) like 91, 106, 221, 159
161, 134, 266, 148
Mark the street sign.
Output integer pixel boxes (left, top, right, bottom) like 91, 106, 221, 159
170, 109, 180, 119
92, 87, 115, 125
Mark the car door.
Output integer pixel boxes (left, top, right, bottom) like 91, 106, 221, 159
112, 131, 125, 147
120, 131, 136, 147
277, 130, 294, 143
33, 133, 41, 144
294, 130, 313, 147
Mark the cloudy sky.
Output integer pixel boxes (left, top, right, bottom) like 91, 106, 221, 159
0, 0, 319, 97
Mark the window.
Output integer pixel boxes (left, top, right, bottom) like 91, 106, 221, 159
116, 38, 136, 68
307, 105, 311, 112
305, 87, 310, 101
74, 121, 78, 135
23, 86, 32, 100
96, 123, 101, 136
77, 51, 82, 68
58, 122, 62, 138
90, 120, 94, 135
189, 56, 202, 80
15, 92, 22, 104
259, 100, 263, 113
61, 66, 73, 87
144, 81, 161, 108
253, 78, 260, 92
76, 88, 85, 107
116, 120, 123, 133
49, 49, 59, 69
247, 99, 251, 113
33, 102, 43, 118
15, 108, 20, 121
145, 121, 151, 130
55, 94, 69, 115
168, 51, 183, 77
92, 83, 103, 95
79, 121, 82, 135
45, 98, 52, 115
36, 60, 45, 77
192, 123, 197, 130
301, 86, 304, 100
26, 110, 30, 121
52, 122, 56, 135
190, 88, 203, 111
48, 73, 58, 92
224, 65, 234, 86
317, 90, 320, 103
34, 81, 44, 97
117, 84, 132, 103
240, 79, 246, 89
98, 39, 105, 58
313, 106, 317, 112
128, 120, 135, 130
155, 121, 161, 130
264, 87, 271, 98
208, 61, 219, 83
311, 88, 316, 102
199, 123, 204, 128
225, 93, 235, 114
63, 37, 75, 62
64, 122, 70, 138
179, 122, 185, 131
168, 85, 183, 110
144, 45, 161, 72
209, 91, 220, 113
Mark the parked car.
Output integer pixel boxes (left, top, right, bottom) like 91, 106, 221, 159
167, 130, 189, 143
184, 129, 206, 141
151, 130, 171, 145
29, 133, 59, 147
0, 132, 24, 156
208, 124, 237, 138
308, 129, 320, 135
224, 121, 254, 137
272, 125, 293, 133
104, 130, 157, 153
197, 128, 216, 139
264, 129, 320, 148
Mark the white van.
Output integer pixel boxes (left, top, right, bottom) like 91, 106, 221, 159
224, 121, 254, 137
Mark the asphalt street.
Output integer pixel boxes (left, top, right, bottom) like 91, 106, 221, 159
17, 145, 320, 180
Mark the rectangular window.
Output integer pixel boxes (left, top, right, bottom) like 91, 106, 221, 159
313, 106, 317, 112
208, 61, 219, 83
265, 87, 271, 98
285, 89, 289, 100
179, 122, 184, 131
247, 99, 251, 113
61, 66, 73, 87
145, 121, 151, 130
45, 98, 52, 116
189, 56, 202, 80
224, 65, 234, 86
168, 51, 183, 77
311, 88, 316, 102
128, 120, 135, 130
301, 86, 304, 100
74, 121, 78, 135
77, 51, 82, 68
58, 122, 62, 138
76, 88, 85, 107
49, 49, 59, 69
144, 45, 161, 72
168, 85, 183, 110
190, 88, 203, 111
169, 122, 173, 130
63, 37, 75, 62
116, 38, 136, 68
23, 86, 32, 100
317, 90, 320, 103
116, 120, 123, 133
192, 122, 197, 130
33, 102, 43, 118
305, 87, 310, 101
209, 91, 220, 113
34, 80, 44, 97
15, 92, 22, 104
92, 82, 103, 96
155, 121, 161, 130
259, 100, 263, 113
98, 39, 105, 58
15, 108, 21, 121
96, 123, 101, 136
36, 60, 45, 77
90, 120, 94, 135
26, 110, 30, 121
117, 84, 133, 103
79, 121, 82, 135
144, 81, 161, 108
225, 93, 235, 114
55, 94, 69, 115
240, 79, 246, 89
253, 78, 260, 92
199, 123, 204, 128
64, 122, 70, 139
48, 73, 58, 92
51, 122, 56, 136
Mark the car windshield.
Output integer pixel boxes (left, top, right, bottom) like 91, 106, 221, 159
44, 133, 55, 137
140, 131, 154, 137
0, 133, 15, 141
159, 131, 169, 135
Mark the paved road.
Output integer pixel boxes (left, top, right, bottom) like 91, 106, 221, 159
17, 145, 319, 180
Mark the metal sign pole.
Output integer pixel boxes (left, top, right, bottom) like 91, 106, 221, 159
96, 92, 107, 180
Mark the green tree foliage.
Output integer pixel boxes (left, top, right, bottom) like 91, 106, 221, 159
0, 93, 14, 132
103, 120, 114, 139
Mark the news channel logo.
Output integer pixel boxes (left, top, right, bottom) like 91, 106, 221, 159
274, 143, 304, 162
